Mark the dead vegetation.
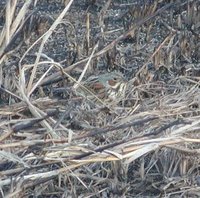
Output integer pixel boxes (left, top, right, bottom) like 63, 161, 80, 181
0, 0, 200, 197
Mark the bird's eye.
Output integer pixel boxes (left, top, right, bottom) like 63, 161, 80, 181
113, 77, 118, 81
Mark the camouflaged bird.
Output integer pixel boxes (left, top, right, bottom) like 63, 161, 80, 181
75, 72, 127, 104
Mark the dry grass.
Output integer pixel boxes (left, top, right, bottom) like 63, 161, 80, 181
0, 0, 200, 197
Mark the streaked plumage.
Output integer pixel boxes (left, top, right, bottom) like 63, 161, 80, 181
75, 72, 127, 104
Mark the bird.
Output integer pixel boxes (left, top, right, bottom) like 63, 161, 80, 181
75, 72, 127, 105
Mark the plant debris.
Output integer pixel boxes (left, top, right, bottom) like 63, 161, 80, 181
0, 0, 200, 197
